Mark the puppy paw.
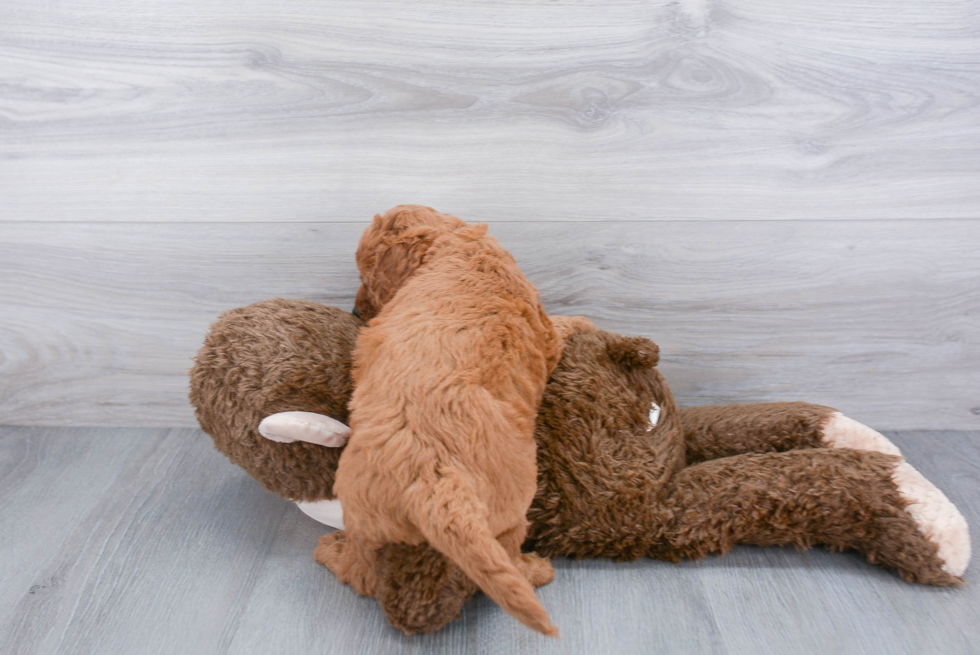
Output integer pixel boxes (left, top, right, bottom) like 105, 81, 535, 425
820, 412, 902, 457
313, 531, 347, 568
517, 552, 555, 588
891, 461, 971, 577
314, 532, 379, 597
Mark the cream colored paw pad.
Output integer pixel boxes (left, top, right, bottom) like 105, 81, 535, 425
891, 461, 971, 577
821, 412, 902, 457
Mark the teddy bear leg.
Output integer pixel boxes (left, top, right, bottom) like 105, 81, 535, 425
374, 542, 478, 635
890, 459, 970, 577
314, 530, 381, 597
657, 448, 968, 585
679, 402, 901, 464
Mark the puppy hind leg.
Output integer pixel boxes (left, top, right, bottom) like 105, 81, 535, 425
499, 524, 555, 588
314, 530, 381, 597
314, 530, 344, 565
516, 553, 555, 588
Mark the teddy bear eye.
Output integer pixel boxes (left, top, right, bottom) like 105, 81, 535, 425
648, 402, 661, 429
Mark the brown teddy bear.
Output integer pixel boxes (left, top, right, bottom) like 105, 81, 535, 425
189, 298, 970, 635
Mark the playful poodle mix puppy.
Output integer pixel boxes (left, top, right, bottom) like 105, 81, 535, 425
315, 205, 593, 637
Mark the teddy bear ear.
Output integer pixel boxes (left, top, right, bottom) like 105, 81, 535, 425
606, 336, 660, 369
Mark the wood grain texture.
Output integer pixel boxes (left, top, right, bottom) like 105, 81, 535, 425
1, 427, 977, 654
2, 0, 979, 222
1, 219, 978, 429
0, 427, 291, 655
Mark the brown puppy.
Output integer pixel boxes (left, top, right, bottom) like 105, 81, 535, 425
315, 206, 591, 637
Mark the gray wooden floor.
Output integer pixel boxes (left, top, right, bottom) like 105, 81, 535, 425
1, 426, 977, 655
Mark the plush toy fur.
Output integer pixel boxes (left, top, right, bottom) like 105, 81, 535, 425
190, 300, 357, 502
190, 298, 970, 635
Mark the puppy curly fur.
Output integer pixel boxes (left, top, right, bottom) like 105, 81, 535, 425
320, 206, 590, 637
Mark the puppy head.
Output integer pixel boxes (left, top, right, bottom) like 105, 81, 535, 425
354, 205, 466, 321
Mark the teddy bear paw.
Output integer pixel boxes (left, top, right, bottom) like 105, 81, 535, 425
891, 460, 971, 577
820, 412, 902, 457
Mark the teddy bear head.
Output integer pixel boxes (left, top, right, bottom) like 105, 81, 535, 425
191, 299, 684, 634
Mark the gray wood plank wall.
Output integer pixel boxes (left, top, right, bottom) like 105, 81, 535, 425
2, 1, 979, 428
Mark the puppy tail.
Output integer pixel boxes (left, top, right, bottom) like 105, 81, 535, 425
408, 471, 559, 638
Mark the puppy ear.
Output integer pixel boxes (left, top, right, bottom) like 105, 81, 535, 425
373, 227, 437, 302
607, 336, 659, 369
356, 206, 463, 319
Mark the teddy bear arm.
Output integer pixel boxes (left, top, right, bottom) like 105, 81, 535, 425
657, 448, 968, 584
679, 402, 840, 464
